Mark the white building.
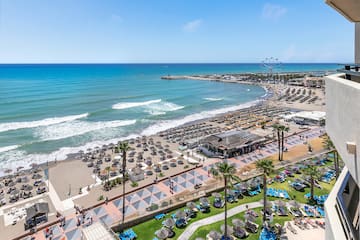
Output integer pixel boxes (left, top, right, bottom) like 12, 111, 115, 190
282, 111, 326, 126
324, 1, 360, 240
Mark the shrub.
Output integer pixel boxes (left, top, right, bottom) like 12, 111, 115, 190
131, 181, 138, 187
98, 195, 104, 201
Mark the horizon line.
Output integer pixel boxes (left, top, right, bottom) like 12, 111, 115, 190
0, 62, 343, 65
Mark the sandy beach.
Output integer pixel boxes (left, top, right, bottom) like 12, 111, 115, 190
0, 75, 329, 240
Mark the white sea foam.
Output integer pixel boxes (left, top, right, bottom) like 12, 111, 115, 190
144, 110, 167, 116
145, 101, 184, 114
204, 97, 223, 101
0, 134, 140, 175
0, 100, 261, 172
35, 120, 136, 141
141, 100, 261, 136
0, 145, 19, 153
112, 99, 162, 110
0, 113, 89, 133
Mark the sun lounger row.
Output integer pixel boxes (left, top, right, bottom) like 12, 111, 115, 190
266, 188, 290, 199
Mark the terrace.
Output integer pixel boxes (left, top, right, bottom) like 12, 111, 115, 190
125, 153, 337, 240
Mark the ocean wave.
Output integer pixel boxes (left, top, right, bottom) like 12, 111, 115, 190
204, 97, 223, 101
35, 119, 136, 141
0, 100, 260, 172
141, 100, 260, 136
144, 110, 167, 116
0, 113, 89, 133
112, 99, 161, 110
0, 145, 19, 153
145, 101, 184, 114
0, 134, 140, 174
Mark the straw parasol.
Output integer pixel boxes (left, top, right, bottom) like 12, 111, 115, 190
175, 210, 186, 219
244, 213, 256, 222
199, 197, 209, 205
212, 192, 222, 198
155, 228, 169, 240
232, 218, 245, 228
221, 224, 234, 236
162, 218, 175, 229
186, 201, 197, 210
207, 230, 221, 240
274, 199, 286, 207
289, 200, 301, 209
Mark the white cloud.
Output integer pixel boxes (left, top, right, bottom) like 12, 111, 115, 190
111, 14, 123, 22
183, 19, 203, 32
262, 3, 287, 21
282, 44, 296, 61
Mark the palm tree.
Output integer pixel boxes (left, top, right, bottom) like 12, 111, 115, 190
279, 125, 290, 161
272, 124, 281, 161
255, 159, 274, 224
105, 166, 111, 186
304, 165, 321, 203
322, 135, 339, 179
210, 159, 240, 239
118, 141, 130, 229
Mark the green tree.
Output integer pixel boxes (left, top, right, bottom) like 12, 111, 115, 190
210, 160, 240, 239
105, 166, 111, 186
304, 165, 321, 203
118, 141, 131, 230
255, 159, 274, 224
272, 124, 281, 161
322, 135, 339, 180
279, 125, 290, 161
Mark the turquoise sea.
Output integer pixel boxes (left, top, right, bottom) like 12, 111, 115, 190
0, 63, 337, 171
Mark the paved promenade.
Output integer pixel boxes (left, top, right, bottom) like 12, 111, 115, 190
177, 201, 262, 240
22, 127, 323, 240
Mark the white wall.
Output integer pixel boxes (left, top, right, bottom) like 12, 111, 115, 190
325, 167, 349, 240
356, 23, 360, 64
325, 74, 360, 185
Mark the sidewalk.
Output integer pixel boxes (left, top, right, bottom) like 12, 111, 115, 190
177, 201, 262, 240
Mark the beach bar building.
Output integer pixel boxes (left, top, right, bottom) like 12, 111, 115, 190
200, 130, 266, 157
24, 202, 49, 230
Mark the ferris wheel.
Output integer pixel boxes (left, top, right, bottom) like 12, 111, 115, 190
262, 57, 282, 81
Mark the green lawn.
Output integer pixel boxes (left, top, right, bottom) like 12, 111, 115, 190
189, 208, 292, 240
129, 157, 336, 240
132, 194, 263, 240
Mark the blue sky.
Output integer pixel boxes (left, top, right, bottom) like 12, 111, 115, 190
0, 0, 355, 63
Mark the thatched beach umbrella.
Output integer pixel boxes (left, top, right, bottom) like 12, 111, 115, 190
207, 230, 221, 240
4, 168, 13, 174
163, 218, 175, 229
175, 210, 186, 219
232, 218, 245, 228
289, 200, 301, 209
274, 200, 286, 207
155, 228, 169, 240
212, 192, 222, 198
244, 213, 256, 222
200, 197, 209, 205
186, 201, 197, 210
221, 224, 234, 236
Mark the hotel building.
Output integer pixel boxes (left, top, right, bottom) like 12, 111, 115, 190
325, 1, 360, 239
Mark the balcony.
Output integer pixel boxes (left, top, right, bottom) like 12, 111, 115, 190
325, 71, 360, 186
337, 64, 360, 83
325, 168, 359, 240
